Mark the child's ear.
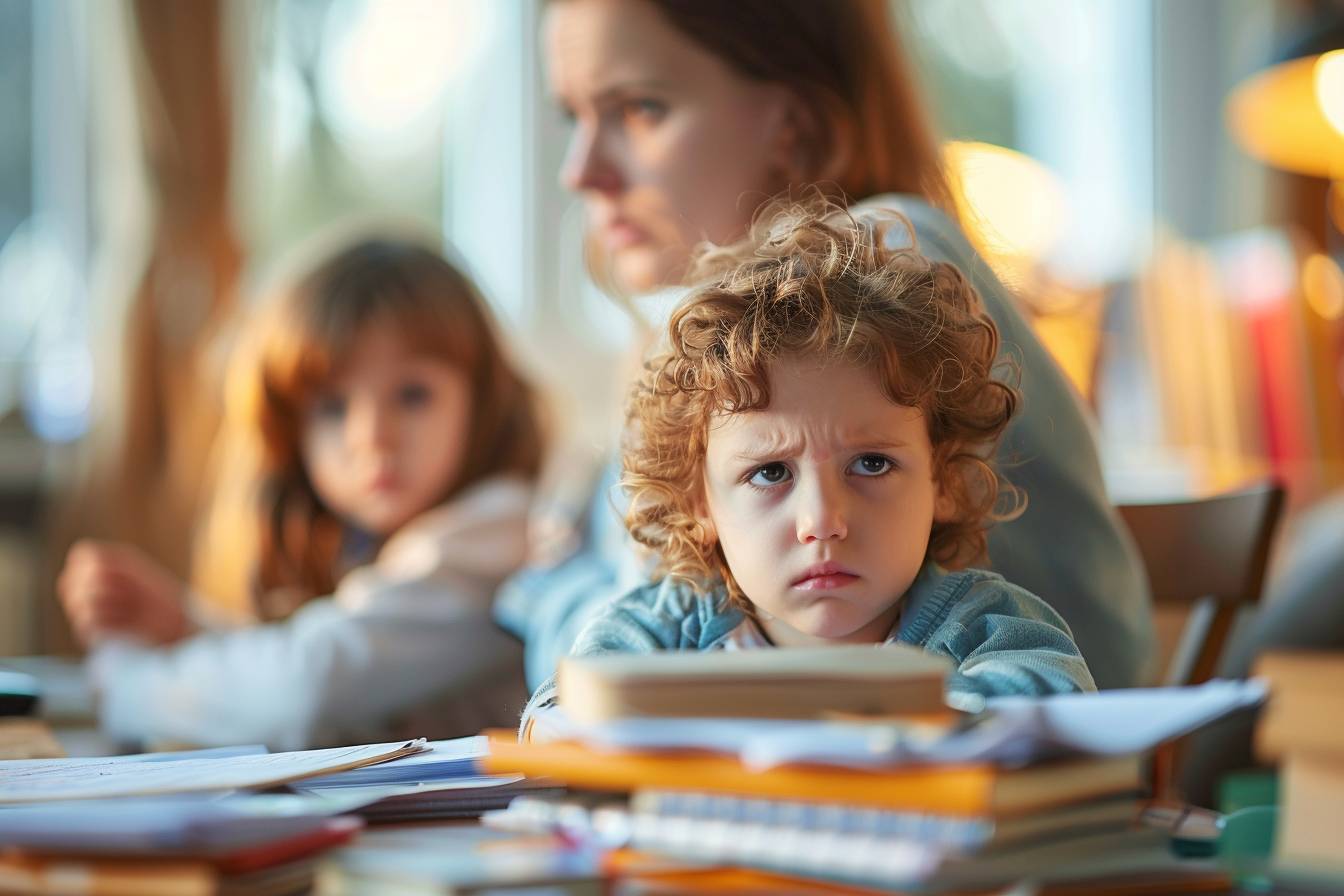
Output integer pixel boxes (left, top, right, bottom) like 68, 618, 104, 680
932, 472, 958, 524
692, 488, 718, 547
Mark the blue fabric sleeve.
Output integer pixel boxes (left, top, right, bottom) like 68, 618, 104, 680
495, 463, 635, 692
917, 577, 1097, 698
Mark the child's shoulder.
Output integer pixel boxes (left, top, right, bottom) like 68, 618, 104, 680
905, 564, 1073, 638
351, 476, 533, 594
577, 577, 746, 654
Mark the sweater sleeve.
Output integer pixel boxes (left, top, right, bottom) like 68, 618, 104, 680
90, 594, 518, 751
90, 479, 531, 751
919, 578, 1097, 699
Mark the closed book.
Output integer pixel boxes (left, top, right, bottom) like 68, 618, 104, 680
1254, 651, 1344, 760
0, 854, 323, 896
626, 824, 1168, 892
625, 790, 1140, 851
1278, 754, 1344, 873
557, 643, 950, 724
482, 737, 1143, 817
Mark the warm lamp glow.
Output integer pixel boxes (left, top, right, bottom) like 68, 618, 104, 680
1303, 252, 1344, 320
943, 141, 1066, 264
1317, 50, 1344, 137
1227, 54, 1344, 178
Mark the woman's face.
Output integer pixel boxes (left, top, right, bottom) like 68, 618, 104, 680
546, 0, 797, 294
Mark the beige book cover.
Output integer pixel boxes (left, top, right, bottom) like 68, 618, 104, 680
558, 643, 950, 724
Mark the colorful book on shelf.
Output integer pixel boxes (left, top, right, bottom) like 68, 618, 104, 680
557, 643, 951, 724
481, 734, 1144, 817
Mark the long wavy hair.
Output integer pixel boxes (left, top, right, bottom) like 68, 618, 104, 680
194, 235, 543, 621
623, 200, 1021, 605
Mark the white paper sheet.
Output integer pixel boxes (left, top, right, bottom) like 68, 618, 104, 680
0, 739, 425, 803
536, 679, 1267, 770
299, 735, 487, 787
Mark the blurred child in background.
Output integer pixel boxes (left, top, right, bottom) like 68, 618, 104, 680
59, 232, 543, 750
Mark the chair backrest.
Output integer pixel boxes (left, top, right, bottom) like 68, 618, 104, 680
1117, 480, 1285, 687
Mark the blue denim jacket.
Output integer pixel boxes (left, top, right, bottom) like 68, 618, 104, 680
496, 195, 1153, 692
520, 561, 1097, 731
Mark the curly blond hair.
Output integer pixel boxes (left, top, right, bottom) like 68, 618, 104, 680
623, 200, 1023, 602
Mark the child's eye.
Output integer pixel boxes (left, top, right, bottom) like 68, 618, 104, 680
621, 97, 667, 124
312, 394, 347, 420
398, 383, 431, 408
849, 454, 894, 477
747, 463, 791, 488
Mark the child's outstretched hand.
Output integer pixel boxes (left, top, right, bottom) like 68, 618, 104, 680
57, 540, 192, 648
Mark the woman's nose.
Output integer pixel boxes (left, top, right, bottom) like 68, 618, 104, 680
560, 122, 622, 195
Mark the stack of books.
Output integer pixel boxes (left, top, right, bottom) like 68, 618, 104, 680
0, 736, 561, 894
1255, 651, 1344, 887
0, 741, 421, 895
482, 644, 1236, 893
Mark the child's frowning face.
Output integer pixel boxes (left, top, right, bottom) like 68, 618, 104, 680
700, 357, 954, 646
302, 320, 471, 537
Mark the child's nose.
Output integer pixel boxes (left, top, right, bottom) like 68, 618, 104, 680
348, 402, 396, 451
795, 479, 849, 544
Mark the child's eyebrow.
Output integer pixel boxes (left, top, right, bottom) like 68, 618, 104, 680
733, 432, 806, 461
731, 433, 911, 462
852, 438, 912, 451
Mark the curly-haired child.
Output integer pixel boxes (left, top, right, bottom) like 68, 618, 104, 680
522, 202, 1095, 731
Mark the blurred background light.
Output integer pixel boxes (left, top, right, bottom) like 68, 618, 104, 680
317, 0, 489, 159
944, 140, 1067, 280
1227, 53, 1344, 178
21, 342, 91, 444
1303, 251, 1344, 320
1317, 49, 1344, 137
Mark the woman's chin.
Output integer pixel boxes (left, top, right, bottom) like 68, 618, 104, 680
612, 247, 685, 296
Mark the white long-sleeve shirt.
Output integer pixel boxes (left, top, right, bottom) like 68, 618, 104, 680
89, 476, 532, 751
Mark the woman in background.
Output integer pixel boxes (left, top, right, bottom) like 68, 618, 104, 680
59, 232, 542, 750
496, 0, 1153, 692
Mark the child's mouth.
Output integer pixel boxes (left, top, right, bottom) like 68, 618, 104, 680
791, 563, 859, 590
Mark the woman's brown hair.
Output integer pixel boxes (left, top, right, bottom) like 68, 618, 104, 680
196, 236, 543, 621
641, 0, 954, 211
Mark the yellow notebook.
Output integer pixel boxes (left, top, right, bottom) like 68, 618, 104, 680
482, 735, 1142, 818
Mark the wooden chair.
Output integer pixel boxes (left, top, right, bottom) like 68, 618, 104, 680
1116, 480, 1286, 800
1117, 480, 1286, 688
